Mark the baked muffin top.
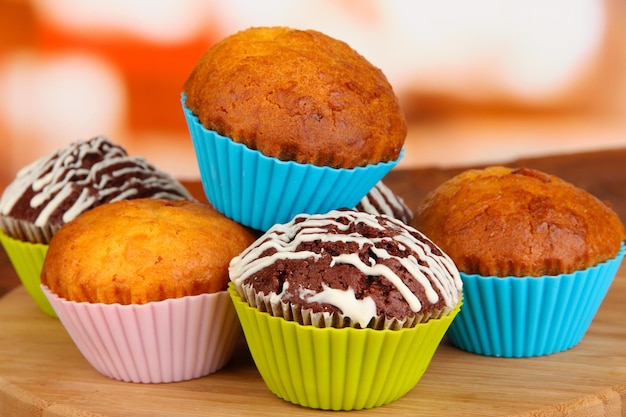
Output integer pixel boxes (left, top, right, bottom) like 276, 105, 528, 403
41, 198, 257, 304
183, 26, 406, 169
413, 166, 626, 276
0, 136, 193, 233
229, 209, 462, 330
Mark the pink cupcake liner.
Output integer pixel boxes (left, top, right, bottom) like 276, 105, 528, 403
447, 243, 626, 357
42, 285, 241, 383
182, 94, 402, 231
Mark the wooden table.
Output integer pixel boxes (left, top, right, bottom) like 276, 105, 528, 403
1, 148, 626, 416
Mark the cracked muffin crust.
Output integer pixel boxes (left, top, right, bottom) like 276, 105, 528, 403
41, 198, 257, 304
413, 166, 626, 276
183, 26, 406, 169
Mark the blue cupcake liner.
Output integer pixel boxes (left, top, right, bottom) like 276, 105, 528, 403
447, 243, 626, 357
181, 94, 402, 231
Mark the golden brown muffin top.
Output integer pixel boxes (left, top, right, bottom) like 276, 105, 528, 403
183, 26, 406, 169
412, 166, 626, 277
41, 198, 257, 304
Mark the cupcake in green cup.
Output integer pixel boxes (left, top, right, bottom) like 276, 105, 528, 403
229, 209, 463, 410
0, 136, 194, 316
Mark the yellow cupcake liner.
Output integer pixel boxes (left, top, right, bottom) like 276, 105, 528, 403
0, 230, 54, 317
228, 283, 461, 410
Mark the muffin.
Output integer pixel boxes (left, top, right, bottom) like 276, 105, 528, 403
182, 26, 406, 230
40, 198, 257, 383
413, 166, 626, 357
355, 180, 413, 224
228, 209, 462, 410
0, 135, 193, 316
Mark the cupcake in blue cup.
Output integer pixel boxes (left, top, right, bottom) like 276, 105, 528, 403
181, 26, 406, 231
413, 166, 626, 357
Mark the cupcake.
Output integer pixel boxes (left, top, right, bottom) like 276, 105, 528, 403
40, 198, 257, 383
228, 209, 462, 410
182, 26, 406, 231
0, 136, 193, 316
413, 166, 626, 357
355, 180, 414, 224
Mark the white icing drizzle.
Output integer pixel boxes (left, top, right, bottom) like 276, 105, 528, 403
307, 284, 377, 328
356, 181, 412, 222
229, 210, 462, 324
0, 136, 193, 227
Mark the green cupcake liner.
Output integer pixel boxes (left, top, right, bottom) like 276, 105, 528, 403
228, 283, 461, 410
0, 230, 54, 317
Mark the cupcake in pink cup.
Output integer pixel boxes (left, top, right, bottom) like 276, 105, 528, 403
413, 166, 626, 357
0, 136, 194, 317
229, 209, 463, 410
182, 26, 406, 231
40, 198, 257, 383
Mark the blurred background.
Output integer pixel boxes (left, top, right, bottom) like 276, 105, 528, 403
1, 0, 625, 192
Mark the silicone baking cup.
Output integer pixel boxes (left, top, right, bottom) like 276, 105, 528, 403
447, 243, 626, 358
182, 95, 402, 231
0, 230, 54, 316
42, 286, 241, 383
228, 283, 461, 410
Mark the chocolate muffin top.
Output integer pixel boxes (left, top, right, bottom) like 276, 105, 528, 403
355, 181, 414, 224
0, 136, 193, 239
183, 26, 406, 169
229, 209, 462, 330
413, 166, 626, 276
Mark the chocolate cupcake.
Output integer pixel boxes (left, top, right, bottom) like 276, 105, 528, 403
0, 135, 194, 316
355, 180, 413, 224
228, 209, 462, 409
0, 135, 193, 243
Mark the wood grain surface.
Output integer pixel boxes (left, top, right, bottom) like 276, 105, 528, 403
1, 148, 626, 416
1, 265, 625, 417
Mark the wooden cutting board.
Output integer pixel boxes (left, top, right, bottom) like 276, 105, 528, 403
1, 264, 625, 417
